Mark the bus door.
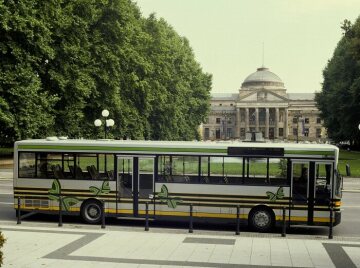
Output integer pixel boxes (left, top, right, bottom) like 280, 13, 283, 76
291, 161, 313, 224
117, 156, 155, 217
314, 162, 333, 206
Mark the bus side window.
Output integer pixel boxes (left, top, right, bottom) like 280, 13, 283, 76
19, 152, 36, 178
248, 158, 268, 184
268, 158, 288, 185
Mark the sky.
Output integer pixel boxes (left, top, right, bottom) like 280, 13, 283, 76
135, 0, 360, 94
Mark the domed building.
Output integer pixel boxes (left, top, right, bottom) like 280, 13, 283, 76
202, 66, 326, 142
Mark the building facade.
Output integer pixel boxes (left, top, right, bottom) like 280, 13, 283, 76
202, 67, 326, 142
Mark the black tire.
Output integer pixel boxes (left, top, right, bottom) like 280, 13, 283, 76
81, 200, 103, 224
248, 207, 274, 232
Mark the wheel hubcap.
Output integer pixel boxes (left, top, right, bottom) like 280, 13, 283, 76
254, 211, 270, 227
87, 205, 100, 219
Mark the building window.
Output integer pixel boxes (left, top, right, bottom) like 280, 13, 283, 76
219, 103, 222, 106
316, 117, 321, 124
304, 128, 309, 137
227, 128, 232, 138
230, 103, 233, 106
279, 128, 284, 137
293, 118, 298, 124
216, 118, 221, 124
227, 118, 232, 124
304, 118, 309, 124
215, 128, 221, 139
316, 128, 321, 138
204, 128, 210, 139
293, 128, 298, 136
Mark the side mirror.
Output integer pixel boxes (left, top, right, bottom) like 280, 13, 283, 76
346, 164, 351, 176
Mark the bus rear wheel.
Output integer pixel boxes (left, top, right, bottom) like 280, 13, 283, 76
248, 207, 274, 232
81, 200, 103, 224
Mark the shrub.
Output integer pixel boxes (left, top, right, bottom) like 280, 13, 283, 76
0, 231, 5, 267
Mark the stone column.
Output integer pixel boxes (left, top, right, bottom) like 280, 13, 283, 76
284, 109, 289, 138
255, 108, 259, 132
274, 108, 279, 138
245, 108, 249, 132
265, 108, 269, 139
235, 108, 240, 138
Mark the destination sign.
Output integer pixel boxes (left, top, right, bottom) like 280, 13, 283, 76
227, 147, 284, 157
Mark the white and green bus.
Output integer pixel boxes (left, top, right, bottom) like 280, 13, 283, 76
14, 138, 342, 231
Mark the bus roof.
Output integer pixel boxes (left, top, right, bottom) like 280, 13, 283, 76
15, 139, 339, 159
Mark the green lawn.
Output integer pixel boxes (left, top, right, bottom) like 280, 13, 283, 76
338, 150, 360, 178
0, 147, 13, 157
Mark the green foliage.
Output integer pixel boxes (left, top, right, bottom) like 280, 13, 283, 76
0, 1, 58, 145
0, 0, 212, 145
0, 231, 5, 267
316, 17, 360, 147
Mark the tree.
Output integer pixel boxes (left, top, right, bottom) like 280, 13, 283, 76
142, 15, 211, 140
0, 231, 4, 267
0, 0, 58, 145
316, 18, 360, 148
0, 0, 212, 144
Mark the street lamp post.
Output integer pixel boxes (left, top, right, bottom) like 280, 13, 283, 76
94, 109, 115, 139
222, 111, 231, 140
94, 110, 115, 172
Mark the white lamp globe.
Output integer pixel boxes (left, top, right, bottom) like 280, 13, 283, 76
102, 109, 109, 117
358, 123, 360, 131
106, 119, 115, 127
94, 119, 102, 127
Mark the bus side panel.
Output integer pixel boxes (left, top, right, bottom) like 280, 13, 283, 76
14, 179, 117, 214
154, 183, 290, 220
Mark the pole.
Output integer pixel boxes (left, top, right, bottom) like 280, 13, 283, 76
145, 202, 149, 231
101, 200, 106, 229
17, 197, 21, 224
329, 206, 333, 239
58, 193, 63, 227
282, 207, 286, 237
189, 204, 193, 233
236, 205, 240, 235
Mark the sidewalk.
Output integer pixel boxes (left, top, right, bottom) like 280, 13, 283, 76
1, 221, 360, 268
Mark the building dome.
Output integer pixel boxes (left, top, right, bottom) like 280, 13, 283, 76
241, 67, 284, 88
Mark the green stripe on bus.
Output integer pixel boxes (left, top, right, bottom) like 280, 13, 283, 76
18, 144, 226, 154
17, 145, 335, 156
284, 150, 335, 156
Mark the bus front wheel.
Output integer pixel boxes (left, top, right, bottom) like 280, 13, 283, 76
81, 200, 103, 224
248, 206, 274, 232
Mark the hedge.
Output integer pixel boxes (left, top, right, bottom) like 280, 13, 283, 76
0, 231, 5, 267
